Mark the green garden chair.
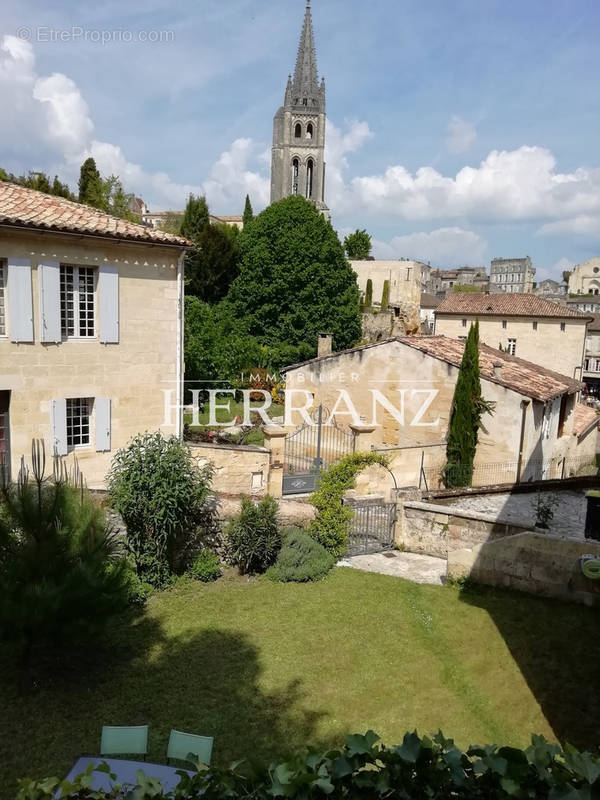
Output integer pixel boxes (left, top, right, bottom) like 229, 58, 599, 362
166, 729, 213, 766
100, 725, 148, 759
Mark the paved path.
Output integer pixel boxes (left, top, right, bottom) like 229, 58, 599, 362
338, 551, 447, 585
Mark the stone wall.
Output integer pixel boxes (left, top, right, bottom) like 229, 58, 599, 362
190, 441, 270, 498
447, 532, 600, 606
361, 310, 393, 344
398, 499, 532, 558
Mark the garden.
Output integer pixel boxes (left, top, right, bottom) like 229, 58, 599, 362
1, 438, 599, 798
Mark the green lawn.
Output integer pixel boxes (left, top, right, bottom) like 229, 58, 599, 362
1, 568, 599, 796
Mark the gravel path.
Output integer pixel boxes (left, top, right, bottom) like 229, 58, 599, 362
338, 551, 447, 584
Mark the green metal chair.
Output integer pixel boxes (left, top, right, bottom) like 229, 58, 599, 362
100, 725, 148, 759
167, 729, 213, 766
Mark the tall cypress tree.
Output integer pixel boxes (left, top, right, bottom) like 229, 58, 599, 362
242, 194, 254, 228
180, 194, 209, 242
444, 321, 482, 487
78, 158, 104, 209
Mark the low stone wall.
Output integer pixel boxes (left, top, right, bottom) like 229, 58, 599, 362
399, 500, 532, 558
447, 533, 600, 606
190, 441, 270, 498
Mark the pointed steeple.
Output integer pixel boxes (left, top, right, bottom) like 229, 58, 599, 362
288, 0, 324, 111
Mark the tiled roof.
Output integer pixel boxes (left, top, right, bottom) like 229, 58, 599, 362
401, 336, 584, 402
420, 293, 441, 308
0, 182, 190, 246
282, 335, 584, 402
573, 403, 599, 437
436, 292, 589, 319
587, 314, 600, 332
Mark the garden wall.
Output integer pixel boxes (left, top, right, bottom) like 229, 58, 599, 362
447, 533, 600, 606
190, 442, 270, 498
398, 499, 532, 558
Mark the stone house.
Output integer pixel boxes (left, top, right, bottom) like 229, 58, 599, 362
282, 335, 596, 487
434, 293, 590, 380
420, 292, 440, 333
583, 315, 600, 396
351, 259, 422, 333
0, 183, 189, 488
489, 256, 535, 293
568, 258, 600, 296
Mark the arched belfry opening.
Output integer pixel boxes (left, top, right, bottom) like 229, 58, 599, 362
270, 1, 330, 219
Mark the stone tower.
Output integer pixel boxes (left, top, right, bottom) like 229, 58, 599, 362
270, 0, 329, 217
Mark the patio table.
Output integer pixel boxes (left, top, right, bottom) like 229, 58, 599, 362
62, 756, 193, 793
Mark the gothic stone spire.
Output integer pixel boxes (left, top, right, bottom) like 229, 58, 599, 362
290, 0, 323, 111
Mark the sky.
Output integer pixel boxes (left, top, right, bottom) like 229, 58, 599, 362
0, 0, 599, 280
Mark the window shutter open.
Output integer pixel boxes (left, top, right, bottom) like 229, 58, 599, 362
99, 264, 119, 343
51, 399, 67, 456
95, 397, 111, 451
39, 260, 61, 343
7, 258, 33, 342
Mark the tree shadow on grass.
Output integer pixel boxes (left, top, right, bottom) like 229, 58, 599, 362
0, 614, 330, 797
459, 584, 600, 750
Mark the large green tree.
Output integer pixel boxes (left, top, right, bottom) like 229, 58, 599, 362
344, 228, 372, 260
444, 321, 485, 487
227, 196, 361, 363
180, 194, 210, 241
186, 222, 240, 303
78, 157, 104, 208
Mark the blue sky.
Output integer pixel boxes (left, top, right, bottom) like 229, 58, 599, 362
1, 0, 599, 279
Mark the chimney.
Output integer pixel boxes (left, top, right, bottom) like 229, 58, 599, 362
318, 333, 333, 357
493, 361, 502, 379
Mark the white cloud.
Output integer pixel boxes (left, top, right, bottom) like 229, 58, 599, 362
372, 227, 487, 267
325, 119, 374, 207
446, 115, 477, 154
0, 34, 268, 211
538, 215, 600, 238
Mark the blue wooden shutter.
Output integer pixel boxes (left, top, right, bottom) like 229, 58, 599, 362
95, 397, 111, 451
39, 260, 61, 343
51, 399, 68, 456
7, 258, 33, 342
99, 264, 119, 343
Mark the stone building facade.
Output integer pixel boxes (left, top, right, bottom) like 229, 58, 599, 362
270, 0, 329, 218
351, 259, 422, 334
583, 315, 600, 396
490, 257, 535, 293
434, 293, 590, 380
0, 183, 188, 488
568, 258, 600, 296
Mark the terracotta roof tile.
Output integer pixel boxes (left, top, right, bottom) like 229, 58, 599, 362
587, 314, 600, 332
420, 292, 441, 308
573, 403, 599, 437
0, 182, 190, 247
436, 292, 589, 319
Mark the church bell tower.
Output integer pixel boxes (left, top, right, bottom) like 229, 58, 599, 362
270, 1, 329, 217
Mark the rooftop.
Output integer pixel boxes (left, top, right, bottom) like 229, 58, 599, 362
588, 314, 600, 333
282, 335, 584, 403
436, 292, 590, 319
0, 182, 190, 247
420, 292, 441, 308
573, 403, 599, 438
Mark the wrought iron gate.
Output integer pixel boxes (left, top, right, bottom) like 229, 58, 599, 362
346, 501, 397, 556
282, 405, 355, 495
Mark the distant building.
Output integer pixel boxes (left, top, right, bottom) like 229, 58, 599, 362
420, 293, 440, 333
434, 292, 590, 380
568, 297, 600, 315
352, 259, 423, 336
584, 315, 600, 396
489, 257, 535, 293
141, 210, 243, 231
568, 258, 600, 296
535, 278, 567, 297
425, 266, 488, 297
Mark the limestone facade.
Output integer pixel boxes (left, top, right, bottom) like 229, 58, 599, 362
0, 228, 184, 488
568, 258, 600, 296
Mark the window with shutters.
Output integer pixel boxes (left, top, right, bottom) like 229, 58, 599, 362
66, 397, 91, 447
0, 260, 6, 336
60, 264, 96, 338
507, 338, 517, 356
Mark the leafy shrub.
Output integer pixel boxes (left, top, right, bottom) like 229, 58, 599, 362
121, 567, 153, 606
266, 527, 334, 582
18, 729, 600, 799
0, 443, 131, 686
225, 496, 281, 574
188, 549, 221, 582
107, 432, 218, 587
308, 452, 389, 558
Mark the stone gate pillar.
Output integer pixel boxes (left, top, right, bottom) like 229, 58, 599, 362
263, 425, 287, 498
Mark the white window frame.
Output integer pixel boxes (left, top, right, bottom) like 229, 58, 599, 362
0, 259, 6, 337
507, 338, 517, 356
60, 264, 96, 339
66, 397, 92, 449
